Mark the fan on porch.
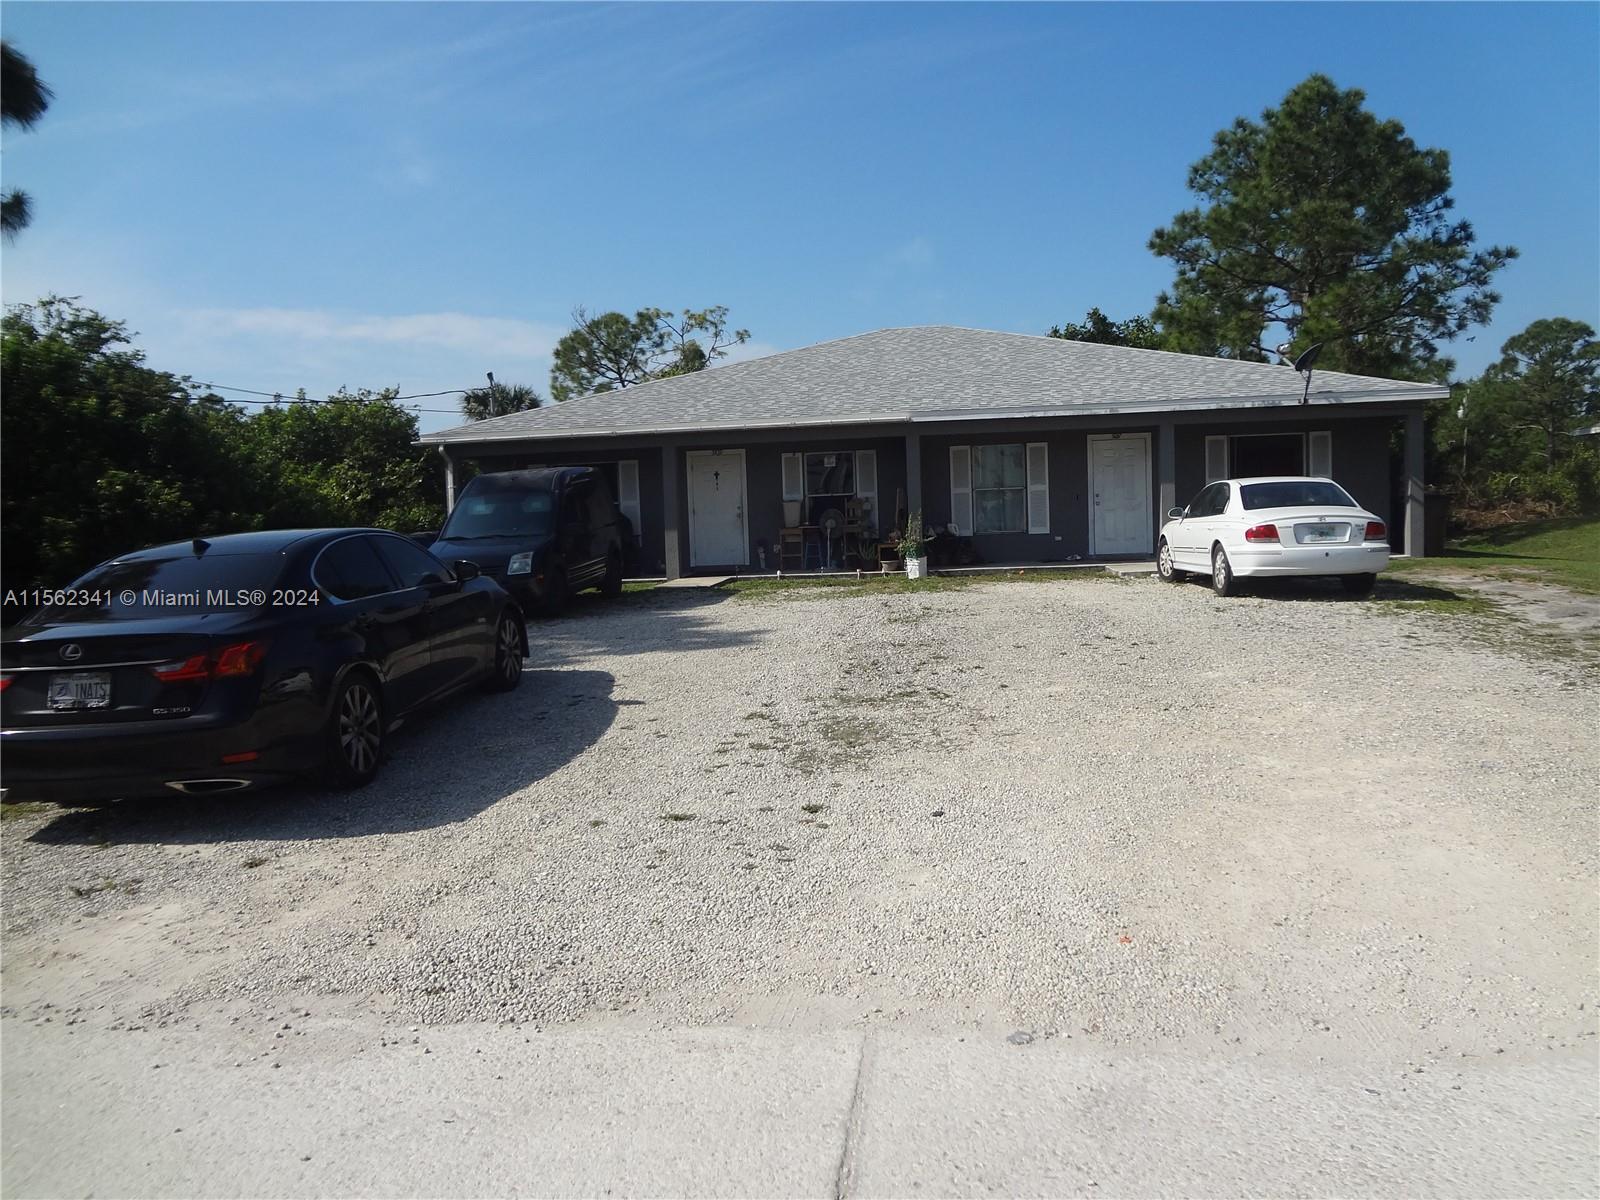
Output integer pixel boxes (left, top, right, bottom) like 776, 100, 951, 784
817, 506, 846, 570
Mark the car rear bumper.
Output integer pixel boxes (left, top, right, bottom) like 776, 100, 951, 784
0, 714, 308, 803
1231, 543, 1390, 577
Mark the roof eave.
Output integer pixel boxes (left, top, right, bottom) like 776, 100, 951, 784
416, 386, 1443, 447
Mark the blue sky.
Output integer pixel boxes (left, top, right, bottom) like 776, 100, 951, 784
2, 2, 1596, 432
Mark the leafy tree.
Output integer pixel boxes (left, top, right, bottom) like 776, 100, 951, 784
1, 299, 448, 619
1, 42, 53, 239
461, 381, 541, 422
1149, 73, 1516, 381
549, 305, 749, 401
1, 299, 256, 607
237, 389, 444, 532
1047, 308, 1164, 349
1477, 318, 1599, 468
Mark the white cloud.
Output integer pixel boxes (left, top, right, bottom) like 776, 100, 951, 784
890, 237, 935, 268
188, 307, 564, 360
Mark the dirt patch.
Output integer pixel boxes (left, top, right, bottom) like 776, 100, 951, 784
1414, 571, 1600, 638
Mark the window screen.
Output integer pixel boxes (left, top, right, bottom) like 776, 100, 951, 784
973, 444, 1026, 534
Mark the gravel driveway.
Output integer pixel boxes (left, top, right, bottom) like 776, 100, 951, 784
3, 573, 1596, 1077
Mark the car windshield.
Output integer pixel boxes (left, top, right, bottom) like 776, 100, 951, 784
23, 552, 284, 624
1239, 481, 1357, 510
439, 487, 556, 540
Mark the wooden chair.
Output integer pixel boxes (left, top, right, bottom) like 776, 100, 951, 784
778, 527, 806, 572
842, 499, 869, 567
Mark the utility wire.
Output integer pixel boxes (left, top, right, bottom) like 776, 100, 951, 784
193, 380, 473, 415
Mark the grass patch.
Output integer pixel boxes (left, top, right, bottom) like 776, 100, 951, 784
1372, 578, 1502, 617
726, 567, 1116, 602
1373, 576, 1600, 668
0, 800, 54, 822
1390, 517, 1600, 595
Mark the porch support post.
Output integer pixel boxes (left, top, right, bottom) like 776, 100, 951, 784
661, 444, 683, 579
1156, 419, 1176, 524
1404, 407, 1426, 557
904, 430, 922, 518
438, 446, 457, 513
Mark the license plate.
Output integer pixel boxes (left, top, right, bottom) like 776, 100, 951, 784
1297, 523, 1346, 543
48, 672, 112, 711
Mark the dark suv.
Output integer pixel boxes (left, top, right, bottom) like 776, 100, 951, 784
426, 467, 626, 615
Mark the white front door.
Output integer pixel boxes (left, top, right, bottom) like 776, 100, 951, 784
688, 450, 748, 567
1088, 434, 1152, 556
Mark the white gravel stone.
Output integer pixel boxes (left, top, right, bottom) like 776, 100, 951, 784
2, 576, 1596, 1066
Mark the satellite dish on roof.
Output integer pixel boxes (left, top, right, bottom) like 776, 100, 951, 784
1291, 342, 1324, 405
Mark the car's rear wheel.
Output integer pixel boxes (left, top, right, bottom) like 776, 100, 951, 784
1157, 539, 1185, 583
484, 611, 525, 692
1340, 572, 1377, 597
600, 548, 624, 598
1211, 545, 1239, 597
326, 673, 383, 787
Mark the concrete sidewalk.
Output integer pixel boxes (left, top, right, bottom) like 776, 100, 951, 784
4, 1017, 1594, 1198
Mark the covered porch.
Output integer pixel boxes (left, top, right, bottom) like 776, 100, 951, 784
434, 400, 1427, 581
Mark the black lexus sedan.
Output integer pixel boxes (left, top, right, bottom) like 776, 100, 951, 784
0, 529, 527, 803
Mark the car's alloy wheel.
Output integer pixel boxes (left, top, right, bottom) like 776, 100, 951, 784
1211, 546, 1237, 597
328, 676, 383, 786
1157, 539, 1184, 583
485, 613, 524, 692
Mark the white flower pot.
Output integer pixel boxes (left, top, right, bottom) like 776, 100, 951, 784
905, 556, 928, 580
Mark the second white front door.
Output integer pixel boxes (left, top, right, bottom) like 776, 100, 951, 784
1089, 434, 1152, 556
688, 450, 748, 567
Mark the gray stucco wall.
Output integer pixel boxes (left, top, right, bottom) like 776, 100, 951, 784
1174, 417, 1395, 526
440, 402, 1415, 574
920, 429, 1121, 562
671, 435, 907, 571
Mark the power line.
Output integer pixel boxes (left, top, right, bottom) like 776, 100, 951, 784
193, 380, 473, 415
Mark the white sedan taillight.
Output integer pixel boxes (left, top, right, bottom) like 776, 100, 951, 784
1243, 523, 1280, 543
1364, 521, 1387, 542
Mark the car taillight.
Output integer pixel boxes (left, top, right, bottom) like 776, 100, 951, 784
150, 641, 269, 684
0, 676, 12, 693
1243, 524, 1279, 543
214, 641, 269, 677
151, 654, 211, 683
1365, 521, 1387, 541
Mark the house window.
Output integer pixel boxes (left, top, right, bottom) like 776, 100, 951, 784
805, 451, 855, 524
1229, 434, 1305, 478
973, 444, 1026, 534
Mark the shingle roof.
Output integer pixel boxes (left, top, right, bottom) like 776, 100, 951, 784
420, 325, 1446, 445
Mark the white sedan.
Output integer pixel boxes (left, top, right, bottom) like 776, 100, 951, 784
1157, 476, 1390, 597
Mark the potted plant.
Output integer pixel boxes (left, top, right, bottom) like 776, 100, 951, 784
899, 510, 928, 579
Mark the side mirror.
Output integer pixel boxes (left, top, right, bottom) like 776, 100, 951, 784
410, 530, 438, 547
452, 560, 481, 582
1167, 507, 1186, 520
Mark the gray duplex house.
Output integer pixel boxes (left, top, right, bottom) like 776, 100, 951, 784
418, 326, 1446, 577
